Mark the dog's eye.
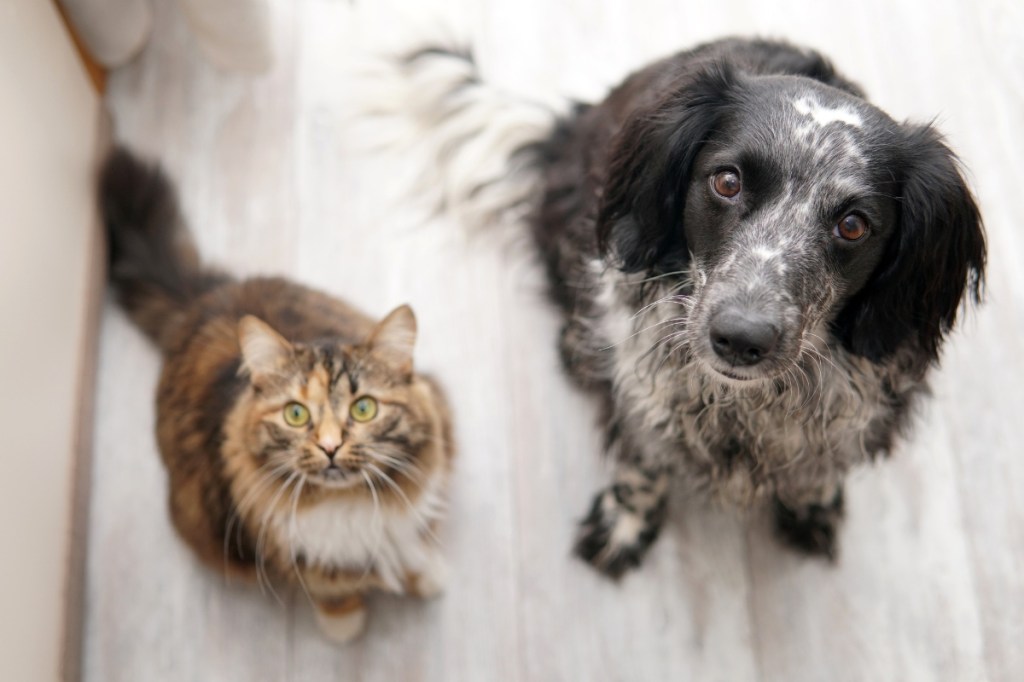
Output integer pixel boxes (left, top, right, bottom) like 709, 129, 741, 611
835, 213, 869, 242
711, 170, 741, 199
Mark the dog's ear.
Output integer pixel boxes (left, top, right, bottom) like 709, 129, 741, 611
833, 124, 986, 362
597, 64, 736, 272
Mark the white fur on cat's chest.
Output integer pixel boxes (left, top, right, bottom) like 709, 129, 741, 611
271, 478, 446, 593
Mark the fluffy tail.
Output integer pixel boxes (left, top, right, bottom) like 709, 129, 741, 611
361, 46, 567, 228
100, 148, 226, 351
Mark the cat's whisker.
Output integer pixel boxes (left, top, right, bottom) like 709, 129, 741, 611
364, 463, 442, 548
359, 469, 385, 583
227, 460, 292, 535
364, 449, 427, 488
255, 471, 301, 605
229, 459, 292, 525
366, 441, 432, 469
222, 459, 293, 576
287, 476, 315, 608
405, 432, 452, 452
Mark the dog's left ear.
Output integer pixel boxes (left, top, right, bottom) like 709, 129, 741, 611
834, 124, 986, 362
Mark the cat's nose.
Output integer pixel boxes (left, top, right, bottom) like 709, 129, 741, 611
317, 441, 340, 459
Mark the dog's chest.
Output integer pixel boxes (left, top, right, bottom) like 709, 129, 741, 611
655, 370, 882, 502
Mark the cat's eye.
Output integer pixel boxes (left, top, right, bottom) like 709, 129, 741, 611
283, 402, 310, 427
350, 396, 378, 422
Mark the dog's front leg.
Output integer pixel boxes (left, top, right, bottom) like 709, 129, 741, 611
772, 480, 845, 561
574, 436, 673, 578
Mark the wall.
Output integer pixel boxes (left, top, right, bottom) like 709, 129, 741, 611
0, 1, 104, 679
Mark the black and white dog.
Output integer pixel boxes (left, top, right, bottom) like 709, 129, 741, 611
382, 38, 986, 577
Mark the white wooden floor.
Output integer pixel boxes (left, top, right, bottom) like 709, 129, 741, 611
83, 1, 1024, 680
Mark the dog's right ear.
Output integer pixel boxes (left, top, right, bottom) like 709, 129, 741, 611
597, 63, 736, 273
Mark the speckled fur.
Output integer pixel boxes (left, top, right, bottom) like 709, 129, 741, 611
389, 38, 984, 577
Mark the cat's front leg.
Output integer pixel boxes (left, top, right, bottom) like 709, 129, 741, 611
404, 550, 448, 599
313, 593, 367, 644
574, 455, 671, 579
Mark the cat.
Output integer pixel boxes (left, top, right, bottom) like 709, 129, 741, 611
100, 147, 454, 643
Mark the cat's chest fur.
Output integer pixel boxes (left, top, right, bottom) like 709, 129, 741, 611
270, 476, 446, 592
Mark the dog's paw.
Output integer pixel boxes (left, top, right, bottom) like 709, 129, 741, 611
773, 491, 844, 561
574, 486, 666, 579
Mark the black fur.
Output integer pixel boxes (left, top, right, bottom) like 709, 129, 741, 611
773, 490, 845, 561
597, 64, 737, 273
525, 38, 986, 575
100, 147, 227, 348
575, 487, 668, 579
831, 126, 986, 362
397, 36, 986, 577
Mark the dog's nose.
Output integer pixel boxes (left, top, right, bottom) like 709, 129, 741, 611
709, 307, 780, 366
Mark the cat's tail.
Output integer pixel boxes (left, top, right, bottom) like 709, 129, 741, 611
100, 148, 227, 351
361, 46, 568, 228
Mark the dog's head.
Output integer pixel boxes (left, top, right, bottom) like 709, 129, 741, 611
597, 62, 985, 382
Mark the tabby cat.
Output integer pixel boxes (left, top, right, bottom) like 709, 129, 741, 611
100, 148, 454, 643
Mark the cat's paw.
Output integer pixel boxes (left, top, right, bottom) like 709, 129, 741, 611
314, 595, 367, 645
406, 556, 448, 599
773, 490, 844, 561
574, 487, 665, 579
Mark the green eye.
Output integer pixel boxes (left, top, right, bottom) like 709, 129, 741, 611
350, 396, 378, 422
283, 402, 310, 427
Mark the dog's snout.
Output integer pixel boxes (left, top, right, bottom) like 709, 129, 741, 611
709, 307, 781, 366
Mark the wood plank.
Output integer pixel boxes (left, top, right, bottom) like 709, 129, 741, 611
82, 0, 1023, 680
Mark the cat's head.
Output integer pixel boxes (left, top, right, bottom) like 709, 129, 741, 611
235, 305, 435, 492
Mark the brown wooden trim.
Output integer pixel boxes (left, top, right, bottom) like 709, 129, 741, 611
54, 0, 107, 94
59, 111, 111, 682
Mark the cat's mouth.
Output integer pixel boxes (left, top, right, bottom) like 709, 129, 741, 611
311, 464, 363, 490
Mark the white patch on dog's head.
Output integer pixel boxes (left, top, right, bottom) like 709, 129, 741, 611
788, 96, 868, 166
792, 96, 863, 128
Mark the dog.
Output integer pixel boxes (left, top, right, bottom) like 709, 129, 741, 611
379, 37, 986, 577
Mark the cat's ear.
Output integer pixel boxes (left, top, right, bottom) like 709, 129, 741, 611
238, 316, 294, 381
368, 305, 417, 374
